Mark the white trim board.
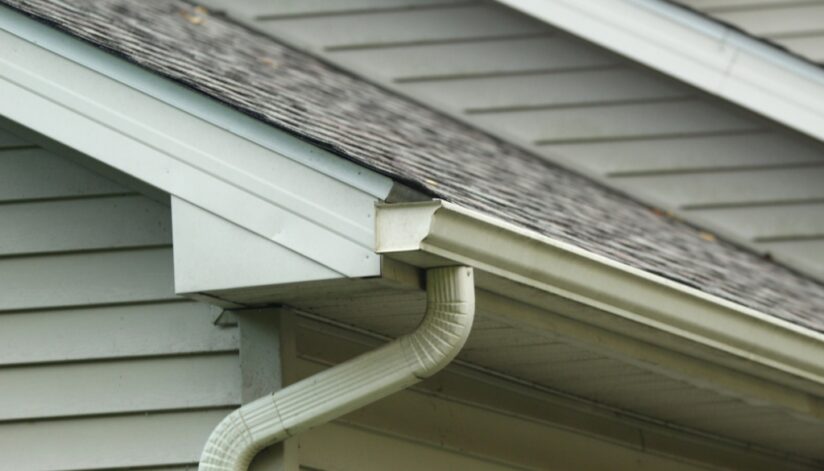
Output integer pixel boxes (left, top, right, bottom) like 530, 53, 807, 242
172, 197, 343, 294
494, 0, 824, 144
0, 4, 393, 284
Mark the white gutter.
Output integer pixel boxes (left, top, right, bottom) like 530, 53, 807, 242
199, 266, 475, 470
376, 201, 824, 420
493, 0, 824, 144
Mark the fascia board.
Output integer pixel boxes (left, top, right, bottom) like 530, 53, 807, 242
493, 0, 824, 144
0, 5, 391, 278
376, 200, 824, 418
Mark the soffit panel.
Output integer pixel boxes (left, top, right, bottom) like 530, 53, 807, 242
278, 285, 824, 467
231, 274, 824, 465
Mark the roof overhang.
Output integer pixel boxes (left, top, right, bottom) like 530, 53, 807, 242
493, 0, 824, 143
4, 0, 824, 460
376, 200, 824, 421
0, 3, 399, 296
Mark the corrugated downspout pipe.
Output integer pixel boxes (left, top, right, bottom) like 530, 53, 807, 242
199, 266, 475, 471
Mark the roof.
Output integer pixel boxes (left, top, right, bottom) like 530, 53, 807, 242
5, 0, 824, 332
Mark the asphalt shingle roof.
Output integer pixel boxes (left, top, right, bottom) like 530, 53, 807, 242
4, 0, 824, 332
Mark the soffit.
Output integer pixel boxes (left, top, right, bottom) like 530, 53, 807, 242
293, 313, 822, 471
232, 273, 824, 468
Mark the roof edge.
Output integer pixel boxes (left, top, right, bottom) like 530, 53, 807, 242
0, 4, 392, 278
493, 0, 824, 144
0, 3, 394, 199
376, 200, 824, 419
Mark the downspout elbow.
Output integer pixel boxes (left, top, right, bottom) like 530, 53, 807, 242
199, 266, 475, 471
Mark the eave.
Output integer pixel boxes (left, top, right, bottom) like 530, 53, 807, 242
494, 0, 824, 144
376, 200, 824, 421
0, 4, 395, 295
4, 1, 824, 461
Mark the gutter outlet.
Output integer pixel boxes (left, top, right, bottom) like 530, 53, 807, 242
199, 266, 475, 470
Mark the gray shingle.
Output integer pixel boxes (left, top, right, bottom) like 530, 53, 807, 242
5, 0, 824, 332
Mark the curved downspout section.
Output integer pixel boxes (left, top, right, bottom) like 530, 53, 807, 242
199, 266, 475, 471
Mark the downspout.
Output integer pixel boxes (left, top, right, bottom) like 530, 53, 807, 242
199, 266, 475, 471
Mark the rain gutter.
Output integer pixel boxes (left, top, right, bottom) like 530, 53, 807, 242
376, 200, 824, 419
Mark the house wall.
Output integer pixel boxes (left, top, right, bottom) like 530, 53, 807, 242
0, 126, 240, 470
199, 0, 824, 282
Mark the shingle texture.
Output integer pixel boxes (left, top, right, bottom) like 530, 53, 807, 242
5, 0, 824, 331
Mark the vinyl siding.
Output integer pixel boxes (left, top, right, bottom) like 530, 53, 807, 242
0, 126, 239, 470
201, 0, 824, 282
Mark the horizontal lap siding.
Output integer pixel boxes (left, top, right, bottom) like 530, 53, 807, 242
0, 410, 233, 470
337, 36, 620, 81
257, 4, 547, 49
480, 100, 759, 144
0, 148, 128, 201
609, 167, 824, 208
0, 128, 239, 470
543, 132, 824, 174
0, 354, 239, 421
239, 0, 824, 281
253, 0, 474, 18
411, 67, 691, 112
0, 194, 173, 256
0, 248, 178, 311
0, 302, 236, 366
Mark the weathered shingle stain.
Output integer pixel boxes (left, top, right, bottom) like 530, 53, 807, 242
5, 0, 824, 331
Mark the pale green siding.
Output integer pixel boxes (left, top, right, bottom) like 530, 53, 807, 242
0, 125, 240, 470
